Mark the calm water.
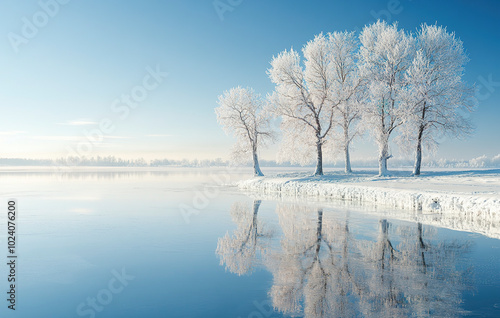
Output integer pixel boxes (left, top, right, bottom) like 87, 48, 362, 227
0, 168, 499, 318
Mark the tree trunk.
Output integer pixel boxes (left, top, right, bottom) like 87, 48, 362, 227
413, 125, 425, 176
413, 137, 422, 176
314, 141, 324, 176
413, 104, 427, 176
344, 143, 352, 174
343, 125, 352, 173
378, 141, 389, 176
253, 149, 264, 176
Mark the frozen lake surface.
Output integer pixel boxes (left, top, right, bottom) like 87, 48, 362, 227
1, 167, 500, 317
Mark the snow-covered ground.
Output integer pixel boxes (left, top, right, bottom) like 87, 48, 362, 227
239, 168, 500, 237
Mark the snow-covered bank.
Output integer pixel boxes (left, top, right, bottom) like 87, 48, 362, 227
239, 168, 500, 220
242, 190, 500, 239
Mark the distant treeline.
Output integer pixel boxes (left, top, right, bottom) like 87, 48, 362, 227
1, 154, 499, 169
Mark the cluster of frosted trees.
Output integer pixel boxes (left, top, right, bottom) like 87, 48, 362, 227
216, 21, 475, 176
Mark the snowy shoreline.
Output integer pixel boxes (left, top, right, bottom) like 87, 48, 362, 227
238, 169, 500, 219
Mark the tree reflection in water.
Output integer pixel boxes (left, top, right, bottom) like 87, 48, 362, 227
217, 201, 472, 317
216, 200, 273, 275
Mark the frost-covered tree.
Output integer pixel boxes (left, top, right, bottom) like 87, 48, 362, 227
403, 24, 475, 176
329, 31, 364, 173
215, 87, 273, 176
358, 21, 415, 175
268, 33, 344, 176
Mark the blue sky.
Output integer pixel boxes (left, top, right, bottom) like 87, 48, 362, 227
0, 0, 499, 161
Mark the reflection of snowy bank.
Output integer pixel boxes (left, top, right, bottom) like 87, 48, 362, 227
238, 169, 500, 239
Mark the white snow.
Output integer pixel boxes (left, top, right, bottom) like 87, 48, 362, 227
239, 168, 500, 237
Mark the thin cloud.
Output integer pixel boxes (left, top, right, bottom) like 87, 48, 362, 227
69, 208, 93, 214
58, 120, 98, 126
145, 134, 173, 137
93, 143, 122, 148
105, 136, 131, 139
32, 135, 131, 141
0, 131, 27, 136
33, 136, 82, 141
